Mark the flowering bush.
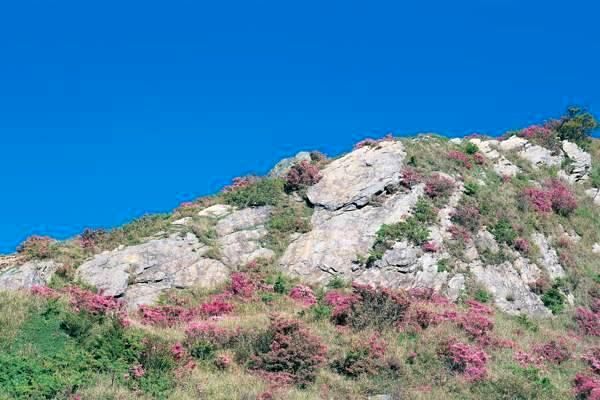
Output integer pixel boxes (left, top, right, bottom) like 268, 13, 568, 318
199, 298, 234, 317
354, 134, 394, 150
324, 290, 360, 325
522, 180, 577, 215
332, 334, 386, 377
441, 341, 488, 382
422, 240, 439, 253
513, 237, 530, 254
230, 272, 256, 298
289, 285, 317, 306
185, 321, 231, 347
66, 286, 123, 316
573, 374, 600, 400
30, 285, 59, 299
130, 364, 145, 379
425, 174, 455, 200
171, 342, 186, 360
448, 150, 472, 169
138, 304, 198, 327
448, 225, 471, 242
79, 228, 106, 249
400, 167, 422, 188
534, 340, 571, 364
459, 301, 494, 340
251, 315, 326, 386
224, 176, 258, 192
576, 307, 600, 336
583, 348, 600, 375
284, 161, 321, 192
473, 152, 486, 165
214, 353, 233, 370
17, 235, 55, 259
450, 205, 481, 233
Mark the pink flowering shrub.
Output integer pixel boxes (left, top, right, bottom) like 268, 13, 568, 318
583, 348, 600, 375
130, 364, 145, 379
421, 240, 439, 253
251, 315, 326, 385
459, 301, 494, 340
171, 342, 186, 360
425, 174, 455, 200
138, 304, 198, 327
324, 290, 360, 325
185, 321, 231, 347
199, 298, 234, 317
332, 334, 387, 377
450, 205, 481, 233
441, 341, 489, 382
400, 167, 422, 189
534, 340, 571, 364
519, 124, 559, 150
448, 225, 471, 242
17, 235, 55, 259
79, 228, 106, 249
513, 237, 530, 254
224, 176, 258, 192
66, 286, 123, 315
473, 152, 486, 165
574, 374, 600, 400
30, 285, 59, 299
214, 353, 233, 370
576, 307, 600, 336
448, 150, 473, 169
289, 285, 317, 306
230, 272, 256, 298
284, 160, 321, 192
522, 180, 577, 215
514, 350, 542, 367
354, 134, 394, 150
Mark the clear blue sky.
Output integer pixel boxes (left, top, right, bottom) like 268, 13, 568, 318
1, 0, 599, 253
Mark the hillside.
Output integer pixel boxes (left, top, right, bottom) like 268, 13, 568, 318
1, 109, 600, 399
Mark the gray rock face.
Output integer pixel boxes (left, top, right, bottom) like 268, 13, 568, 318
585, 188, 600, 205
471, 261, 550, 316
307, 140, 406, 211
198, 204, 234, 219
519, 143, 564, 169
499, 136, 528, 152
269, 151, 312, 177
532, 233, 565, 279
468, 138, 520, 177
0, 259, 59, 290
562, 140, 592, 182
78, 207, 274, 307
374, 241, 420, 272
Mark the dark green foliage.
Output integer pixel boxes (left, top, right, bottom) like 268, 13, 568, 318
273, 274, 289, 294
474, 289, 492, 303
464, 142, 479, 155
223, 178, 285, 208
413, 198, 437, 224
541, 286, 565, 314
327, 276, 348, 289
591, 165, 600, 189
491, 218, 517, 245
555, 106, 598, 145
310, 304, 332, 321
464, 181, 479, 196
265, 201, 312, 253
376, 218, 430, 247
190, 341, 216, 360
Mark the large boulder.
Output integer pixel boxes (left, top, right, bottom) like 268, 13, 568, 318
531, 233, 565, 279
562, 140, 592, 183
471, 261, 550, 317
0, 259, 59, 290
307, 140, 406, 211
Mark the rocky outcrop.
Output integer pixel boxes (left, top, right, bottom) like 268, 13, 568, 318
0, 259, 59, 290
468, 138, 520, 177
562, 140, 592, 182
307, 140, 406, 211
471, 261, 550, 317
77, 206, 274, 307
585, 188, 600, 205
531, 233, 565, 279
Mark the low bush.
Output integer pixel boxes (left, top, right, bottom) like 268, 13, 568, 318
16, 235, 55, 259
451, 204, 481, 233
250, 315, 326, 386
284, 161, 321, 192
400, 167, 422, 188
522, 180, 577, 216
424, 174, 455, 201
440, 340, 488, 382
448, 150, 472, 169
573, 373, 600, 400
541, 286, 566, 315
332, 334, 387, 377
576, 307, 600, 336
491, 218, 517, 245
534, 340, 571, 365
223, 178, 284, 208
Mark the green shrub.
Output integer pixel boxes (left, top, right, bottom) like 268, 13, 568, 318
491, 218, 517, 245
413, 198, 437, 224
376, 217, 430, 247
554, 106, 598, 145
464, 181, 479, 196
474, 289, 492, 303
223, 178, 284, 208
464, 142, 479, 155
541, 286, 565, 314
273, 274, 289, 294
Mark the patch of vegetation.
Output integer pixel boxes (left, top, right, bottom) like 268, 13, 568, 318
223, 178, 285, 208
541, 285, 565, 314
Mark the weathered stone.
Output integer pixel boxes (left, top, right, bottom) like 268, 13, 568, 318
499, 136, 528, 152
531, 233, 565, 279
585, 188, 600, 206
471, 261, 550, 317
493, 156, 520, 177
445, 274, 465, 301
375, 241, 420, 272
215, 206, 271, 236
171, 217, 192, 226
269, 151, 312, 177
0, 260, 59, 290
562, 140, 592, 183
519, 143, 563, 169
198, 204, 234, 219
469, 138, 500, 160
475, 230, 499, 254
307, 140, 405, 211
593, 243, 600, 254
